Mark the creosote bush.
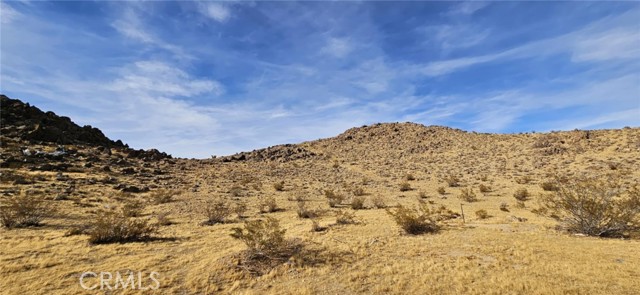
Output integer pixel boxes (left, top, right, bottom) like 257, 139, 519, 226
371, 195, 386, 208
122, 199, 145, 217
149, 189, 177, 204
335, 210, 356, 224
0, 191, 55, 228
386, 201, 456, 235
202, 198, 232, 225
540, 182, 559, 191
350, 196, 366, 210
458, 188, 477, 202
324, 190, 345, 208
537, 174, 640, 237
444, 174, 460, 187
399, 182, 412, 192
273, 181, 285, 192
296, 200, 319, 219
230, 217, 302, 276
475, 209, 489, 219
258, 196, 279, 213
87, 209, 158, 244
513, 188, 530, 201
479, 184, 491, 193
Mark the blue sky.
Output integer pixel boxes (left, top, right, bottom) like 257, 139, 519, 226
1, 1, 639, 158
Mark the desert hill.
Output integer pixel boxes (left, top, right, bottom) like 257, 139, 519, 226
1, 94, 639, 294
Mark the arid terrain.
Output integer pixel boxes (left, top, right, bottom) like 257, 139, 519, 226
1, 94, 639, 294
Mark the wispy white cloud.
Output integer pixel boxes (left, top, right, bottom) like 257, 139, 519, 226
199, 2, 231, 23
447, 1, 489, 16
322, 37, 353, 58
1, 2, 20, 24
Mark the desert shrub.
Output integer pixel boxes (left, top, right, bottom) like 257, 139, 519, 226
475, 209, 489, 219
310, 219, 324, 232
444, 174, 460, 187
538, 174, 640, 237
0, 191, 55, 228
350, 196, 366, 210
202, 198, 232, 225
229, 186, 244, 197
230, 217, 302, 276
540, 182, 559, 191
258, 196, 279, 213
324, 190, 345, 208
296, 200, 318, 219
371, 195, 386, 208
418, 191, 429, 199
478, 184, 491, 193
87, 209, 157, 244
234, 201, 248, 218
273, 181, 285, 192
399, 182, 412, 192
405, 173, 415, 181
437, 187, 446, 195
156, 212, 172, 226
352, 187, 366, 196
149, 189, 176, 204
122, 199, 145, 217
479, 174, 489, 182
458, 188, 477, 202
516, 176, 532, 184
386, 202, 456, 235
513, 188, 530, 201
335, 210, 356, 224
499, 202, 509, 212
515, 201, 526, 209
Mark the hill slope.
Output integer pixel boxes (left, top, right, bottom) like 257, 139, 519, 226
1, 95, 639, 294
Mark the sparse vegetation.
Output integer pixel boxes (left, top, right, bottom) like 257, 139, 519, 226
437, 186, 446, 195
475, 209, 489, 219
202, 198, 232, 225
537, 174, 640, 237
386, 202, 456, 235
122, 199, 145, 217
405, 173, 415, 181
87, 209, 158, 244
350, 195, 366, 210
371, 195, 386, 208
479, 184, 491, 193
273, 181, 285, 191
335, 210, 356, 224
0, 191, 55, 228
458, 188, 478, 202
296, 200, 319, 218
324, 189, 345, 208
230, 217, 303, 276
258, 196, 279, 213
541, 181, 559, 191
149, 189, 176, 204
513, 188, 530, 201
399, 182, 412, 192
500, 202, 509, 212
444, 174, 460, 187
352, 186, 366, 196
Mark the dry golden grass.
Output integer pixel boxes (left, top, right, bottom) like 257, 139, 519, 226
1, 124, 640, 294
